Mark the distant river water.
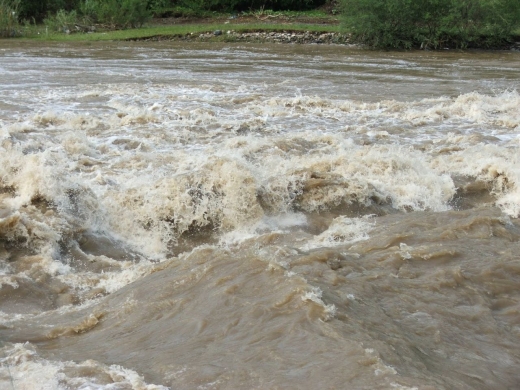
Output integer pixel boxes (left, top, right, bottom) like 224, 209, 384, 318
1, 41, 519, 389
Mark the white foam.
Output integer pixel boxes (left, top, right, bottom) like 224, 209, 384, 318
434, 143, 520, 217
303, 216, 375, 250
0, 343, 167, 390
240, 134, 455, 213
3, 81, 516, 262
58, 258, 158, 295
0, 275, 19, 289
301, 286, 337, 321
219, 213, 307, 247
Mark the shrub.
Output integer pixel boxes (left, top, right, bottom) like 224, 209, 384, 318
250, 0, 325, 11
175, 0, 325, 13
147, 0, 171, 15
0, 0, 20, 37
80, 0, 150, 29
18, 0, 82, 22
340, 0, 520, 49
44, 9, 81, 33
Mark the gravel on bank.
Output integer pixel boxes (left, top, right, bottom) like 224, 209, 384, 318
126, 29, 520, 50
127, 30, 354, 45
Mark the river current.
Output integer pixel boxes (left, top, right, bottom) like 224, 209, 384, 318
0, 41, 519, 389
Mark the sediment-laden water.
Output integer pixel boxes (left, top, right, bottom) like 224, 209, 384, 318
1, 41, 519, 389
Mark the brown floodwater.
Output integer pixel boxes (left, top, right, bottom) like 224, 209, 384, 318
0, 41, 519, 389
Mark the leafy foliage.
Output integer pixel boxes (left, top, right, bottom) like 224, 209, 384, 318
16, 0, 327, 26
340, 0, 520, 49
0, 0, 19, 37
44, 9, 79, 32
18, 0, 150, 27
79, 0, 150, 29
18, 0, 82, 22
152, 0, 325, 13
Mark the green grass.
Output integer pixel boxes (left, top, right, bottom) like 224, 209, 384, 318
15, 21, 342, 42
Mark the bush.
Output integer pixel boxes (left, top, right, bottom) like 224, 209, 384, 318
18, 0, 82, 22
0, 0, 20, 37
175, 0, 325, 13
147, 0, 171, 15
44, 9, 79, 32
80, 0, 150, 29
340, 0, 520, 49
249, 0, 325, 11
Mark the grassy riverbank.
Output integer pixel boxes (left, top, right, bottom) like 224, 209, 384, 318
11, 9, 340, 41
6, 7, 520, 48
19, 22, 341, 42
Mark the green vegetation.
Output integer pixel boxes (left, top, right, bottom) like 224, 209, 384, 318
18, 0, 82, 22
340, 0, 520, 49
0, 0, 20, 37
4, 0, 337, 40
3, 0, 519, 49
15, 0, 327, 22
44, 0, 151, 32
6, 0, 330, 36
155, 0, 325, 14
20, 21, 340, 42
81, 0, 150, 28
44, 9, 81, 33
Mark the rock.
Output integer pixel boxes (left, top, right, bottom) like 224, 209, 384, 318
213, 30, 222, 36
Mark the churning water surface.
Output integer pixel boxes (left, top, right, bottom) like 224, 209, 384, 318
0, 41, 520, 389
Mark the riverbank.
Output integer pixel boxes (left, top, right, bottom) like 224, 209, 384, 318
12, 10, 340, 41
130, 25, 520, 49
8, 12, 520, 50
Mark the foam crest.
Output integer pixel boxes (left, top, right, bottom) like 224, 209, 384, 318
0, 343, 167, 390
61, 131, 97, 157
301, 286, 337, 321
239, 134, 455, 213
33, 111, 103, 131
389, 90, 520, 129
303, 215, 374, 250
6, 86, 510, 264
218, 213, 307, 247
104, 155, 265, 248
434, 143, 520, 217
340, 145, 455, 211
0, 146, 102, 257
246, 91, 519, 140
58, 257, 158, 295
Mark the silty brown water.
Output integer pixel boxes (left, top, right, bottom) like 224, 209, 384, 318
0, 41, 519, 389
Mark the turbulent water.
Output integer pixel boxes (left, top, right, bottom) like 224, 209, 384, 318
1, 41, 519, 389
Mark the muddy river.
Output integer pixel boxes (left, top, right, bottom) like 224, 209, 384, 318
0, 41, 519, 389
